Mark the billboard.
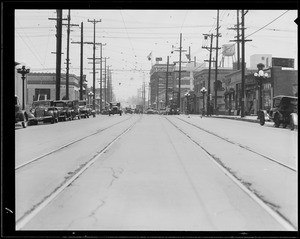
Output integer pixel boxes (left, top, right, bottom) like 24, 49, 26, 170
222, 44, 235, 56
272, 57, 294, 68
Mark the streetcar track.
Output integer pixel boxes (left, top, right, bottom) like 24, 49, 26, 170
173, 116, 296, 172
16, 115, 141, 230
15, 116, 133, 170
165, 116, 296, 231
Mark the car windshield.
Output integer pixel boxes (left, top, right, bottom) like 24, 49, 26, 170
53, 102, 65, 107
33, 101, 51, 107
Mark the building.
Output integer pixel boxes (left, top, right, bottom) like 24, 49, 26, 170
149, 61, 204, 111
193, 67, 236, 115
223, 65, 298, 115
26, 72, 87, 106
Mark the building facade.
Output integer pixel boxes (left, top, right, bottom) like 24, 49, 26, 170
224, 66, 298, 115
26, 72, 86, 106
193, 68, 235, 115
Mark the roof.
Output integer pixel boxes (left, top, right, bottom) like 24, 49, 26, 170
273, 95, 298, 99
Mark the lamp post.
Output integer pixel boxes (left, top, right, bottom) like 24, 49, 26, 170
200, 87, 207, 116
88, 91, 94, 105
254, 63, 268, 111
17, 63, 30, 110
185, 91, 190, 114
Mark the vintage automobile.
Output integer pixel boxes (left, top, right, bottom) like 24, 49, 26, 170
30, 100, 58, 124
259, 95, 298, 130
86, 104, 96, 117
67, 100, 81, 120
108, 102, 122, 116
78, 100, 90, 118
15, 95, 28, 128
53, 100, 71, 121
124, 107, 133, 114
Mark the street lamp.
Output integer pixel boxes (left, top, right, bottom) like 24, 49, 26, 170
200, 87, 207, 116
254, 63, 268, 110
88, 91, 94, 105
185, 91, 190, 114
17, 63, 30, 110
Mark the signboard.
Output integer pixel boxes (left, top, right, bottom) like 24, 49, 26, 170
272, 57, 294, 68
156, 57, 162, 62
222, 44, 235, 56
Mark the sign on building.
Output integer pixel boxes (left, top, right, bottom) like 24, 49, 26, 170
156, 57, 162, 62
272, 57, 294, 68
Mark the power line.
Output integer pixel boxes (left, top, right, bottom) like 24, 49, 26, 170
246, 10, 290, 38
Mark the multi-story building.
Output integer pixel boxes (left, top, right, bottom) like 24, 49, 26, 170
149, 62, 204, 111
193, 67, 236, 114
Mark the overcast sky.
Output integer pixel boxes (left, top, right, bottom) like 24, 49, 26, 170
15, 10, 298, 101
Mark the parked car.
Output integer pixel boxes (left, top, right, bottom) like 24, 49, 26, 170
30, 100, 58, 124
53, 100, 71, 121
67, 100, 81, 120
259, 95, 298, 130
108, 102, 122, 116
86, 104, 96, 117
15, 95, 28, 128
78, 100, 90, 118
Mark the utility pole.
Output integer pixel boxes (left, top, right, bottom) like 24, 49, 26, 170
71, 22, 84, 100
178, 33, 182, 111
229, 10, 251, 117
88, 19, 101, 110
214, 10, 221, 113
172, 33, 187, 112
49, 10, 66, 100
228, 10, 241, 70
165, 56, 169, 106
203, 33, 214, 116
62, 10, 79, 100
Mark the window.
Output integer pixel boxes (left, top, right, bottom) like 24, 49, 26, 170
35, 89, 50, 101
262, 57, 265, 60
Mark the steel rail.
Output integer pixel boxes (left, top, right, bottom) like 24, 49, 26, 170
165, 116, 296, 231
15, 116, 133, 171
173, 116, 296, 172
16, 116, 141, 230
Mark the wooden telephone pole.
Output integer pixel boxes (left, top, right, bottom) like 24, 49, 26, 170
88, 19, 101, 110
49, 10, 67, 100
62, 10, 79, 100
229, 10, 251, 117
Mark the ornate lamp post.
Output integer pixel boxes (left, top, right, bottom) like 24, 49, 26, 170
254, 63, 268, 111
88, 91, 94, 105
185, 91, 190, 114
17, 63, 30, 110
200, 87, 207, 116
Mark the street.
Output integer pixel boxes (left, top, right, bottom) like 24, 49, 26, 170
15, 114, 297, 231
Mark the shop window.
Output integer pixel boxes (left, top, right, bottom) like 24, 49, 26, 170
35, 88, 50, 101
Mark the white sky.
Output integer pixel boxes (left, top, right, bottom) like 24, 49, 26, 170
15, 10, 298, 101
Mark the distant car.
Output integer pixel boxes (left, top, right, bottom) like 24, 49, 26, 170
259, 95, 298, 130
15, 95, 28, 128
86, 104, 96, 117
30, 100, 58, 124
78, 100, 90, 118
146, 108, 155, 114
109, 102, 122, 116
159, 108, 167, 115
168, 107, 180, 115
53, 100, 71, 121
125, 107, 132, 114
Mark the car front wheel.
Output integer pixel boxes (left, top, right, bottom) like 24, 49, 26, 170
274, 114, 280, 128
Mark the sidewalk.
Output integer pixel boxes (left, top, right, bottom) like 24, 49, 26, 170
209, 114, 259, 123
184, 113, 260, 123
